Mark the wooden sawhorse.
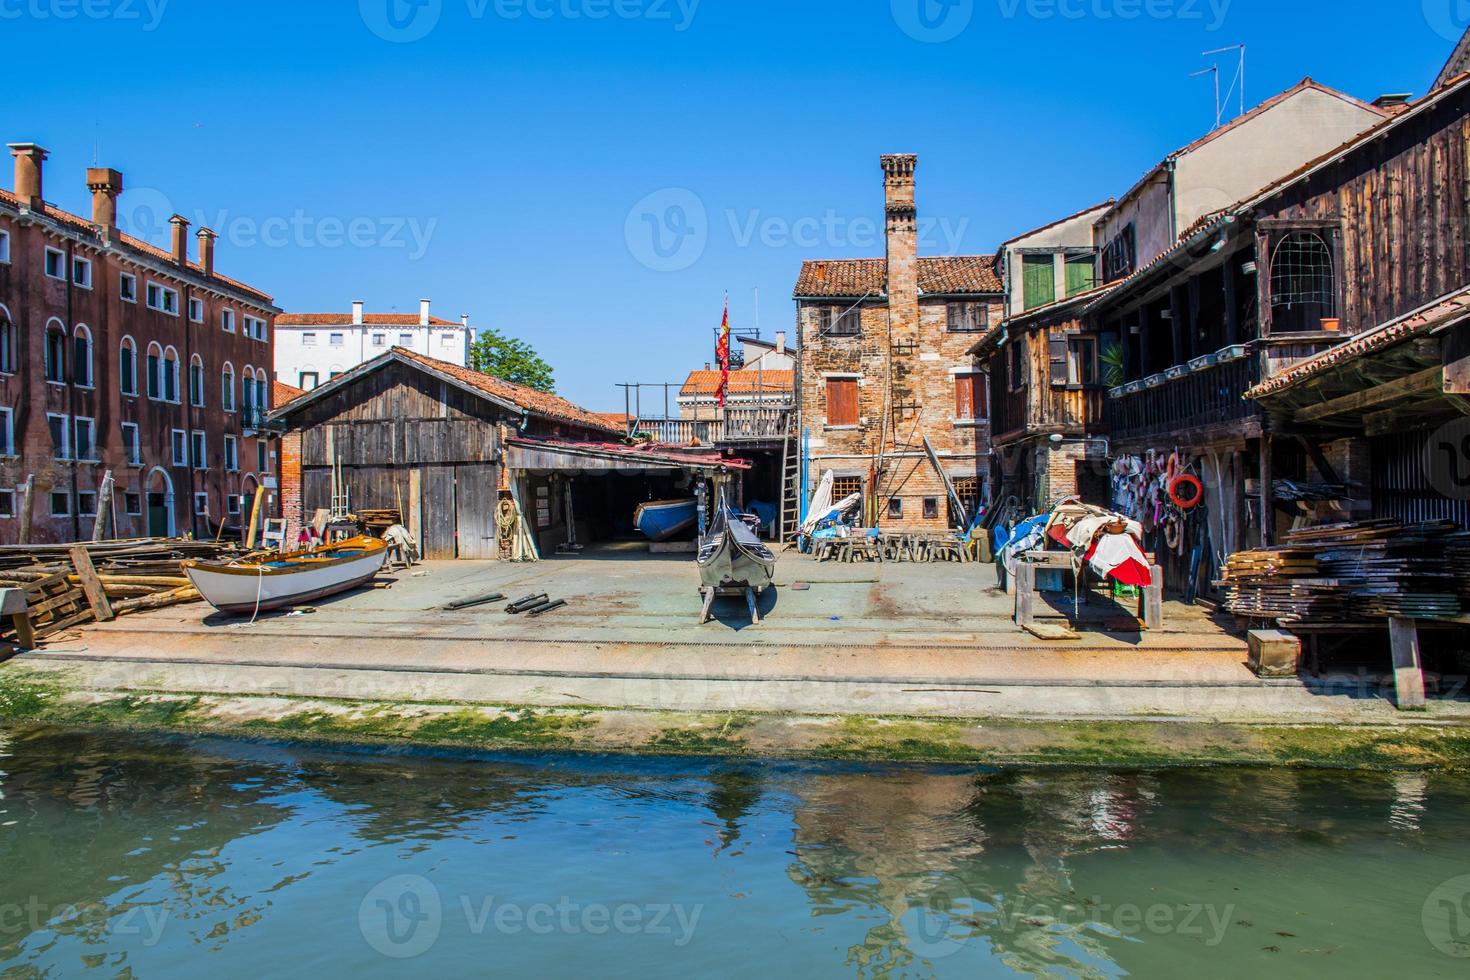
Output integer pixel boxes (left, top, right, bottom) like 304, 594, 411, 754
1014, 551, 1163, 631
699, 586, 763, 626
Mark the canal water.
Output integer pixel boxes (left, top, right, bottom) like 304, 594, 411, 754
1, 727, 1468, 978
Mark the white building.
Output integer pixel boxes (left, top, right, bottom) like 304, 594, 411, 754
275, 299, 474, 391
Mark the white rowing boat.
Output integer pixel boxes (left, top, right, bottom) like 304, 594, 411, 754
182, 535, 388, 615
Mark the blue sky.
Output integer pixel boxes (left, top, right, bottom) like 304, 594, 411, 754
6, 0, 1463, 410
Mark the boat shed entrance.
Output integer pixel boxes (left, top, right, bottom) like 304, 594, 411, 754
266, 349, 625, 560
503, 439, 751, 557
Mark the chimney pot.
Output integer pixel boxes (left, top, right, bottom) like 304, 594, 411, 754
169, 214, 191, 265
352, 301, 365, 326
8, 143, 48, 211
86, 167, 124, 237
196, 227, 217, 277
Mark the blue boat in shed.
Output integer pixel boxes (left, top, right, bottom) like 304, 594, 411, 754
634, 498, 699, 542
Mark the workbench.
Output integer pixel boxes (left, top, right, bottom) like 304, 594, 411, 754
1013, 550, 1163, 631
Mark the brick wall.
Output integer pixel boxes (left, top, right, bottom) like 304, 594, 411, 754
279, 430, 303, 544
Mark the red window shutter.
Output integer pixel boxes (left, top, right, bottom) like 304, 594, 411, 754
827, 378, 858, 426
974, 375, 988, 419
955, 376, 973, 419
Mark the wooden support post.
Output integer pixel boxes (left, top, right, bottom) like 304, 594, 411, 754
1015, 563, 1036, 627
1142, 564, 1164, 631
698, 587, 716, 625
1259, 435, 1274, 548
68, 546, 114, 622
409, 468, 423, 556
0, 588, 32, 650
244, 488, 266, 551
92, 470, 115, 542
1389, 617, 1427, 709
17, 475, 34, 546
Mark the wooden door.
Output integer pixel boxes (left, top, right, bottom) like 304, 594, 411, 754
454, 464, 499, 559
419, 466, 458, 559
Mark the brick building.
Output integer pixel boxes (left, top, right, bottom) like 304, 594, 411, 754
0, 142, 279, 544
792, 155, 999, 532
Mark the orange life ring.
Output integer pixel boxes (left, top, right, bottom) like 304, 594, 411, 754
1169, 474, 1204, 510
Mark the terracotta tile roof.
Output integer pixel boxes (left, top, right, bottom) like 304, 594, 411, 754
278, 313, 462, 327
273, 380, 305, 406
794, 255, 1003, 298
590, 412, 632, 428
0, 188, 275, 305
1245, 284, 1470, 400
680, 369, 793, 397
393, 348, 620, 434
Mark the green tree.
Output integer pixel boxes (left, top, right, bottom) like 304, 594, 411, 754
468, 328, 555, 392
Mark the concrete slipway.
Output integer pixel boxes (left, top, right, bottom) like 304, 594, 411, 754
8, 548, 1469, 726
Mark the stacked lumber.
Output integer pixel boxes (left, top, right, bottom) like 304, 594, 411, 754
0, 538, 242, 646
1222, 520, 1470, 623
354, 509, 402, 535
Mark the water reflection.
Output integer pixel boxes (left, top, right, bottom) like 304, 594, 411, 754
0, 728, 1467, 977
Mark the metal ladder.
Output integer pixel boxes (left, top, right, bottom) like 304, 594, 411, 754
778, 419, 801, 543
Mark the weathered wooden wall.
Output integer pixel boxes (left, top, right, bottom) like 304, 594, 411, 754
1255, 87, 1470, 335
292, 360, 511, 559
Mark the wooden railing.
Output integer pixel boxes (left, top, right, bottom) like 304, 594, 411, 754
633, 407, 792, 445
1105, 356, 1259, 444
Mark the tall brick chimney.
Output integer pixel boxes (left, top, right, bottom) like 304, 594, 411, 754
197, 227, 216, 277
8, 143, 48, 211
87, 168, 124, 238
169, 214, 190, 265
881, 154, 919, 312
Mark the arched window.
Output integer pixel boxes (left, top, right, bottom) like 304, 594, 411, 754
1270, 231, 1336, 333
146, 343, 163, 400
119, 337, 138, 396
241, 365, 256, 423
44, 320, 67, 383
163, 346, 180, 403
222, 362, 236, 413
189, 354, 206, 407
0, 304, 13, 374
72, 325, 94, 388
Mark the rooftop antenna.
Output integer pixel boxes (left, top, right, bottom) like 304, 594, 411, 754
1190, 64, 1222, 129
1204, 44, 1246, 120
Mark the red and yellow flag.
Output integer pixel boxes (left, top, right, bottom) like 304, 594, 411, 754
715, 298, 731, 407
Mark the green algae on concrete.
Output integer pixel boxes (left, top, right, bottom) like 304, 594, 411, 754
6, 667, 1470, 769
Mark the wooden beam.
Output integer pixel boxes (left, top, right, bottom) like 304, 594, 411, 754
1444, 322, 1470, 394
1295, 365, 1445, 423
1389, 617, 1427, 709
68, 546, 114, 623
17, 475, 33, 546
1294, 435, 1342, 485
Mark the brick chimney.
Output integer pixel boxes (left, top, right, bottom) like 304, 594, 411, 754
169, 214, 190, 265
86, 168, 124, 238
8, 143, 48, 211
196, 227, 216, 277
419, 298, 431, 326
881, 154, 919, 313
352, 300, 364, 325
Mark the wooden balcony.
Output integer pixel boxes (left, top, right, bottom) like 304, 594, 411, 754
633, 406, 792, 445
1105, 351, 1260, 446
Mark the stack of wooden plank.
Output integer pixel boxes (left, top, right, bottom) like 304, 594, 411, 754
355, 509, 402, 535
0, 538, 241, 646
1222, 520, 1470, 623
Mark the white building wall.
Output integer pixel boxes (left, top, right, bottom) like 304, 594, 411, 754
275, 322, 474, 390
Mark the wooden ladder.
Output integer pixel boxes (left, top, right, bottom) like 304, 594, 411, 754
778, 420, 801, 543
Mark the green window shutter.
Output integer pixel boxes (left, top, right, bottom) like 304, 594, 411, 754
1022, 255, 1056, 311
1065, 254, 1095, 296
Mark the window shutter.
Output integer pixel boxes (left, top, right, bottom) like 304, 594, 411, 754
1065, 254, 1094, 296
828, 378, 858, 426
955, 376, 973, 419
1022, 255, 1056, 311
1048, 332, 1068, 387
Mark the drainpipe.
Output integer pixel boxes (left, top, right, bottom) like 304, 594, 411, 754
1166, 159, 1179, 244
